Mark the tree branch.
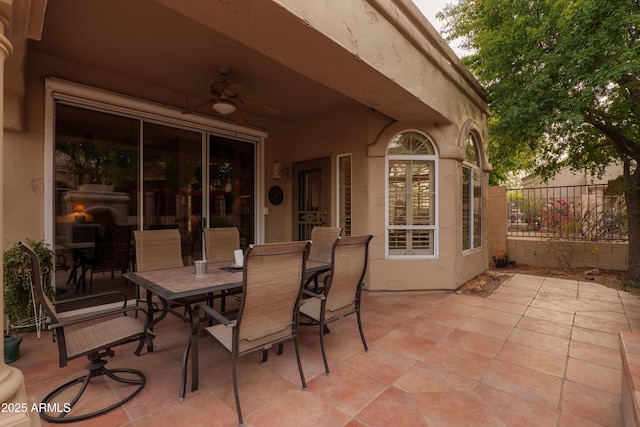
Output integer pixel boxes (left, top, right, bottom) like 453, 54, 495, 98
618, 74, 640, 109
584, 109, 640, 159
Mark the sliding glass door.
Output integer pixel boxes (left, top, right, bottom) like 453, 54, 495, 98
54, 104, 140, 300
53, 101, 257, 305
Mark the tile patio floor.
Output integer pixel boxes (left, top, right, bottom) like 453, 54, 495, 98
11, 273, 640, 426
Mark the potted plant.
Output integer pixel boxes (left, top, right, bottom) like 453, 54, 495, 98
3, 239, 55, 362
492, 243, 509, 268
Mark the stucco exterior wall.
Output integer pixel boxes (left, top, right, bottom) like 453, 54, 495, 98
263, 101, 492, 292
270, 0, 487, 123
3, 132, 44, 248
2, 51, 49, 249
263, 104, 381, 243
362, 119, 489, 291
522, 163, 624, 187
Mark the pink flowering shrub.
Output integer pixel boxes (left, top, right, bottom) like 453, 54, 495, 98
541, 199, 581, 237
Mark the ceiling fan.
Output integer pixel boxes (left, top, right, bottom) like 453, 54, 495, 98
181, 67, 280, 121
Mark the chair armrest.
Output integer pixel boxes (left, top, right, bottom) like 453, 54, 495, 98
191, 303, 234, 335
50, 306, 147, 329
53, 290, 128, 309
198, 303, 234, 326
302, 289, 325, 300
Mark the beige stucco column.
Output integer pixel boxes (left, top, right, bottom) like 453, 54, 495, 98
0, 3, 37, 426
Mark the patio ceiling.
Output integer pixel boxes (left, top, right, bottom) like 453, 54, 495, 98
25, 0, 449, 127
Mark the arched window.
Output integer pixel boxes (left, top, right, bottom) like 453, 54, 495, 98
386, 132, 437, 257
462, 133, 482, 251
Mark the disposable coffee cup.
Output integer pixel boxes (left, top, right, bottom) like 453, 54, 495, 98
234, 249, 244, 267
194, 260, 208, 275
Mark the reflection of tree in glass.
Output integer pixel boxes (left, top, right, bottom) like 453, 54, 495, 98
211, 162, 232, 181
194, 162, 232, 190
56, 136, 137, 190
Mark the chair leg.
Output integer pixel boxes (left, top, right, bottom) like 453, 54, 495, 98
182, 334, 192, 401
294, 337, 307, 390
357, 309, 368, 352
318, 322, 330, 375
231, 356, 243, 426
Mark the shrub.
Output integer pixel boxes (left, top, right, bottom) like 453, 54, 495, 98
3, 240, 55, 327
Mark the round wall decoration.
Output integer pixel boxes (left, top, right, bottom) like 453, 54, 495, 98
268, 185, 284, 206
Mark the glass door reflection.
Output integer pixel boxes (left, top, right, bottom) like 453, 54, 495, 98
208, 136, 255, 248
142, 123, 203, 264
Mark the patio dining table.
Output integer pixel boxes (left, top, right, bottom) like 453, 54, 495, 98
123, 259, 330, 400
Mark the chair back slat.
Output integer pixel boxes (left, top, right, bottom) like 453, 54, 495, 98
133, 229, 183, 272
203, 227, 240, 263
308, 226, 342, 264
19, 241, 60, 325
324, 235, 373, 314
235, 241, 310, 353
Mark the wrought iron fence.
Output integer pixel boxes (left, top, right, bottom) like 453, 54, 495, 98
506, 184, 627, 242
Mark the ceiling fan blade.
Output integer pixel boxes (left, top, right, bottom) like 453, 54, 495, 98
237, 96, 280, 116
181, 98, 213, 114
223, 83, 242, 96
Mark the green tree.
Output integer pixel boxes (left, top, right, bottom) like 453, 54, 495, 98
439, 0, 640, 280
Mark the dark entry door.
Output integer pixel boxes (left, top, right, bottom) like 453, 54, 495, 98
292, 157, 331, 240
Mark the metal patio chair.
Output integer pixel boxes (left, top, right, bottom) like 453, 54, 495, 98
300, 234, 373, 375
133, 228, 184, 272
133, 228, 184, 315
19, 241, 150, 423
304, 226, 342, 293
203, 227, 240, 263
190, 240, 311, 426
134, 228, 220, 325
204, 227, 241, 311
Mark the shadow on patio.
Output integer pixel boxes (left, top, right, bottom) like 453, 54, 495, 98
10, 273, 639, 426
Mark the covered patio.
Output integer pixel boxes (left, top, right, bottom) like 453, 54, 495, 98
11, 273, 636, 426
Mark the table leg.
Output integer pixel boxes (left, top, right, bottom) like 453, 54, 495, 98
180, 303, 196, 401
180, 333, 191, 401
145, 290, 169, 353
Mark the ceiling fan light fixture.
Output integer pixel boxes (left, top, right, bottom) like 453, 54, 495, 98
212, 100, 236, 115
